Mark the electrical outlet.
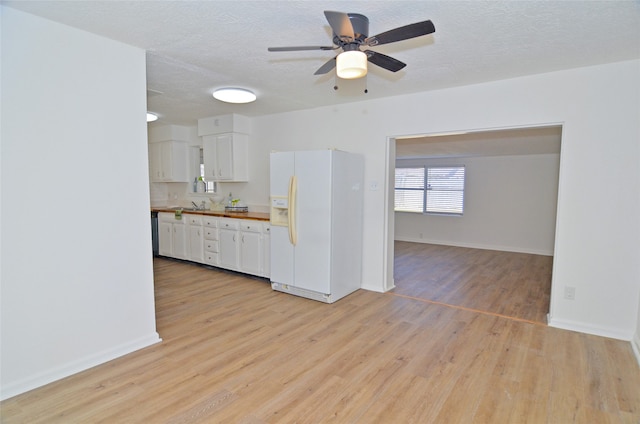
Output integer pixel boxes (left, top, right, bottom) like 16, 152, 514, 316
564, 286, 576, 300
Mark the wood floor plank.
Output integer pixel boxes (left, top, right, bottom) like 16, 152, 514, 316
1, 257, 638, 423
393, 241, 552, 323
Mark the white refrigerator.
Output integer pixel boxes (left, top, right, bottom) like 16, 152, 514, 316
270, 150, 364, 303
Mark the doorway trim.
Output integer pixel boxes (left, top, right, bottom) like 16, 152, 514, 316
382, 123, 565, 311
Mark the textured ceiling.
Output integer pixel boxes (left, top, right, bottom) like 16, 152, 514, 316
4, 1, 640, 127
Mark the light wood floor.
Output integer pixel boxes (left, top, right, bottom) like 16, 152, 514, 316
2, 258, 639, 423
394, 241, 552, 324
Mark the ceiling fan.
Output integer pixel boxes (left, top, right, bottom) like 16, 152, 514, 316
268, 11, 435, 79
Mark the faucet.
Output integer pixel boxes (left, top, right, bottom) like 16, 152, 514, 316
191, 201, 206, 210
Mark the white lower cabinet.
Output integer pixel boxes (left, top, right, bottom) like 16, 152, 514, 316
219, 219, 240, 271
203, 216, 219, 266
262, 223, 270, 278
158, 212, 269, 278
173, 223, 188, 259
187, 215, 204, 263
239, 221, 262, 276
158, 213, 188, 259
158, 220, 173, 257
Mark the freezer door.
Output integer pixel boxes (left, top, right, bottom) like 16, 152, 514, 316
269, 152, 295, 285
270, 151, 294, 198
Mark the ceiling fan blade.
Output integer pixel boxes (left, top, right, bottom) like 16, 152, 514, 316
365, 20, 435, 46
268, 46, 336, 52
324, 10, 355, 40
365, 50, 407, 72
314, 57, 337, 75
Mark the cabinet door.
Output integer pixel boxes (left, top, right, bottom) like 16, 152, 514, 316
158, 221, 173, 256
219, 228, 239, 270
159, 142, 173, 180
149, 141, 189, 182
189, 225, 204, 263
216, 134, 233, 180
149, 143, 163, 182
202, 133, 248, 182
163, 142, 189, 182
172, 223, 188, 260
240, 230, 262, 275
202, 135, 219, 180
262, 226, 270, 278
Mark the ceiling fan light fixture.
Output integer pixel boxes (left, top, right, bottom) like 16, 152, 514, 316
336, 50, 368, 79
213, 88, 257, 104
146, 112, 158, 122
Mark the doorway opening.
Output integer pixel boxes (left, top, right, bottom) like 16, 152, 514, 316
386, 125, 562, 323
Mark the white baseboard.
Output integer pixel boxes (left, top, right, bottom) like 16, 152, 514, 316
548, 317, 633, 341
1, 333, 162, 401
361, 279, 395, 293
394, 236, 554, 256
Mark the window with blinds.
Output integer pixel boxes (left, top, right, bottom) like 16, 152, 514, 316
395, 166, 465, 215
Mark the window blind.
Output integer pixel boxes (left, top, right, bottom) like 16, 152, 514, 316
394, 167, 425, 212
395, 166, 465, 215
426, 166, 465, 214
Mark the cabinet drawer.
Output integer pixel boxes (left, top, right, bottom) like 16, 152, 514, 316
159, 212, 179, 222
187, 215, 203, 225
204, 252, 219, 266
240, 222, 262, 233
204, 227, 219, 240
204, 240, 219, 253
203, 218, 218, 227
220, 219, 239, 230
159, 212, 186, 224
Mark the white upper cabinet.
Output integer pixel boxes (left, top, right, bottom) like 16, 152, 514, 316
149, 141, 189, 182
148, 125, 198, 183
198, 114, 250, 183
202, 133, 248, 182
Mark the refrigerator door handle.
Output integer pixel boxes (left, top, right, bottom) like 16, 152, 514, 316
288, 175, 298, 246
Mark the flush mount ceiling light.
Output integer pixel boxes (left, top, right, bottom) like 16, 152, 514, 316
336, 50, 368, 79
146, 112, 158, 122
212, 88, 256, 104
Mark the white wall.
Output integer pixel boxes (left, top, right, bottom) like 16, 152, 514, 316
1, 7, 160, 399
235, 59, 639, 341
395, 153, 560, 255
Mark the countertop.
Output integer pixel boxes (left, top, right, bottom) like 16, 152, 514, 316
152, 207, 270, 222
